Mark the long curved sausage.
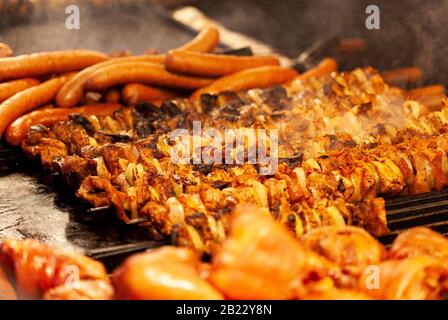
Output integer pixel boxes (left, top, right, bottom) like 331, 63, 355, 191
0, 78, 40, 103
55, 55, 165, 108
0, 50, 108, 81
55, 28, 218, 108
121, 83, 177, 105
5, 103, 122, 146
0, 74, 73, 138
176, 26, 220, 52
297, 58, 338, 81
381, 67, 423, 87
86, 62, 213, 91
407, 85, 445, 99
190, 66, 298, 100
0, 43, 13, 58
165, 50, 279, 77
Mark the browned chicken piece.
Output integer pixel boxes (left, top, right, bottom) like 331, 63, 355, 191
302, 226, 387, 287
112, 247, 223, 300
358, 256, 448, 300
43, 280, 114, 300
209, 204, 335, 300
302, 288, 373, 300
0, 239, 111, 299
389, 227, 448, 261
0, 265, 16, 300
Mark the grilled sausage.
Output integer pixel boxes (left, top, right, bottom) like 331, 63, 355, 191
55, 27, 217, 108
176, 26, 220, 52
86, 62, 213, 91
0, 74, 73, 138
408, 85, 445, 99
381, 67, 423, 87
0, 50, 108, 81
55, 55, 165, 108
190, 66, 298, 100
165, 50, 279, 77
0, 78, 40, 103
297, 57, 338, 80
121, 83, 177, 106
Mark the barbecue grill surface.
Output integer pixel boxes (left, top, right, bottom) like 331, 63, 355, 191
0, 1, 447, 261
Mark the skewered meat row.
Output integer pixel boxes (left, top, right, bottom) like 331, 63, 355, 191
19, 127, 447, 253
0, 205, 447, 300
74, 128, 448, 250
16, 68, 448, 252
20, 67, 431, 157
18, 67, 439, 173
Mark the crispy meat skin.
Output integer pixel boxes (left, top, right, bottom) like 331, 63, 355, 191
0, 239, 111, 299
358, 256, 448, 300
43, 280, 114, 300
388, 227, 448, 261
302, 226, 386, 288
113, 247, 223, 300
19, 68, 448, 252
209, 205, 333, 299
1, 207, 447, 300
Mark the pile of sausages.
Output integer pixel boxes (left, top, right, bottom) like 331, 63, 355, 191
0, 27, 308, 146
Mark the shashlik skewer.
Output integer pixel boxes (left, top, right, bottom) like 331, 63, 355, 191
14, 68, 448, 252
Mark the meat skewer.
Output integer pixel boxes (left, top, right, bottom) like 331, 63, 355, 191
16, 67, 448, 252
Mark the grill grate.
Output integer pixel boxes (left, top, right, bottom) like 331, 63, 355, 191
381, 191, 448, 244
